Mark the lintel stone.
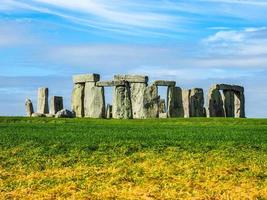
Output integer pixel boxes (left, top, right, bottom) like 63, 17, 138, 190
114, 75, 148, 83
153, 80, 176, 87
73, 74, 100, 84
212, 84, 244, 93
96, 80, 127, 87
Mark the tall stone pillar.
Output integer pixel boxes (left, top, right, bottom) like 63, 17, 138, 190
167, 86, 183, 118
234, 91, 245, 118
143, 85, 159, 118
106, 104, 112, 119
113, 82, 133, 119
189, 88, 205, 117
182, 89, 191, 118
223, 90, 235, 117
25, 98, 34, 117
207, 86, 225, 117
37, 87, 49, 114
50, 96, 63, 115
159, 99, 166, 114
71, 83, 85, 117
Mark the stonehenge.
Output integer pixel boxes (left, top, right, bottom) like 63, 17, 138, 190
25, 73, 246, 119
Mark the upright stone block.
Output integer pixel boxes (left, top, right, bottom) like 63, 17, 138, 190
189, 88, 205, 117
106, 104, 112, 119
113, 82, 133, 119
182, 89, 191, 118
73, 74, 100, 84
25, 98, 34, 117
84, 82, 105, 118
223, 90, 235, 117
143, 85, 159, 118
37, 87, 49, 114
50, 96, 63, 115
167, 86, 183, 118
159, 99, 166, 114
208, 87, 225, 117
234, 91, 245, 118
71, 83, 85, 117
130, 82, 147, 119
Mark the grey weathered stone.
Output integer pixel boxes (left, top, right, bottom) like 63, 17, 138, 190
84, 82, 105, 118
234, 91, 245, 118
37, 88, 49, 114
106, 104, 112, 119
25, 98, 34, 117
167, 86, 183, 118
153, 80, 176, 87
182, 89, 191, 118
143, 85, 159, 118
96, 80, 126, 87
71, 83, 85, 117
159, 99, 166, 114
73, 74, 100, 84
55, 109, 74, 118
189, 88, 205, 117
50, 96, 63, 115
112, 82, 133, 119
222, 90, 235, 117
45, 114, 55, 118
212, 84, 244, 93
114, 75, 148, 83
159, 113, 167, 118
130, 82, 147, 119
207, 87, 225, 117
31, 113, 46, 118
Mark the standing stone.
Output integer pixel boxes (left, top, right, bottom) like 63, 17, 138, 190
106, 104, 112, 119
223, 90, 235, 117
208, 87, 225, 117
50, 96, 63, 115
84, 82, 105, 118
143, 85, 159, 118
159, 99, 166, 114
25, 98, 34, 117
234, 91, 245, 118
113, 82, 133, 119
182, 89, 191, 118
189, 88, 205, 117
71, 83, 85, 117
130, 82, 147, 119
167, 86, 183, 118
37, 88, 49, 114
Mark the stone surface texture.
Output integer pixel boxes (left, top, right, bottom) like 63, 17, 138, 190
50, 96, 63, 115
73, 74, 100, 84
130, 82, 147, 119
207, 88, 225, 117
159, 113, 167, 118
223, 90, 235, 117
153, 80, 176, 87
55, 109, 74, 118
167, 86, 183, 118
114, 75, 148, 83
71, 83, 85, 117
106, 104, 112, 119
143, 85, 159, 118
37, 88, 49, 114
182, 89, 191, 118
189, 88, 205, 117
234, 91, 245, 118
159, 99, 166, 114
31, 113, 46, 118
25, 98, 34, 117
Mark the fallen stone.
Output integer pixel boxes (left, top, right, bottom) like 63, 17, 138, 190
143, 85, 159, 118
222, 90, 235, 117
130, 82, 147, 119
112, 82, 133, 119
71, 83, 85, 117
159, 113, 167, 118
159, 99, 166, 114
55, 109, 74, 118
50, 96, 63, 115
31, 113, 46, 118
37, 88, 49, 114
182, 89, 191, 118
25, 98, 34, 117
45, 114, 55, 118
189, 88, 205, 117
96, 80, 126, 87
167, 86, 183, 118
106, 104, 112, 119
73, 74, 100, 84
207, 87, 225, 117
153, 80, 176, 87
114, 75, 148, 83
84, 82, 105, 118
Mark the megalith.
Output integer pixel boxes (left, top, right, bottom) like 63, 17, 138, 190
159, 99, 166, 114
167, 86, 183, 118
182, 89, 191, 118
37, 87, 49, 114
71, 83, 85, 117
112, 81, 133, 119
143, 85, 159, 118
234, 91, 245, 118
50, 96, 63, 115
207, 86, 225, 117
223, 90, 235, 117
25, 98, 34, 117
106, 104, 112, 119
189, 88, 205, 117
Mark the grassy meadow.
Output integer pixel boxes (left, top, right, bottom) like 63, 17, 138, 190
0, 117, 267, 199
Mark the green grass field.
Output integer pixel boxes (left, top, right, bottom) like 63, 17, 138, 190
1, 117, 267, 199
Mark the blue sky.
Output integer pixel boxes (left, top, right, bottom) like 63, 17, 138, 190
0, 0, 267, 117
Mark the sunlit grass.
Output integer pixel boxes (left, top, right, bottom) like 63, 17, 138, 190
1, 117, 267, 199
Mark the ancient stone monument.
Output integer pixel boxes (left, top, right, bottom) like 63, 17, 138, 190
25, 73, 246, 119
